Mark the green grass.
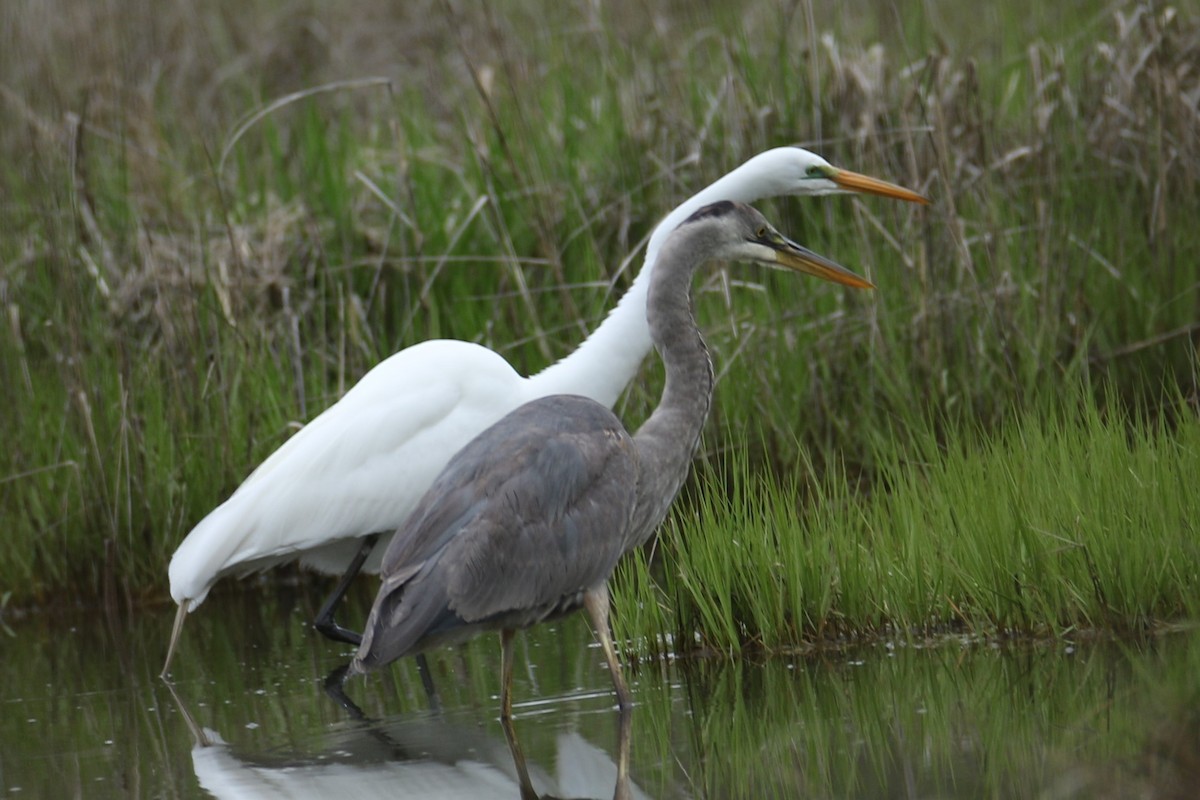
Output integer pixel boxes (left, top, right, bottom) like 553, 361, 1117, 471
613, 389, 1200, 656
1, 0, 1198, 645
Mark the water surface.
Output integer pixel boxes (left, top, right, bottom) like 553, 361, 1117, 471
3, 586, 1196, 798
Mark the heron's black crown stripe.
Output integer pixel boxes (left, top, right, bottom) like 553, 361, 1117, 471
683, 200, 738, 225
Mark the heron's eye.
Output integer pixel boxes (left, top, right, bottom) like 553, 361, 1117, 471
755, 226, 767, 238
806, 165, 824, 178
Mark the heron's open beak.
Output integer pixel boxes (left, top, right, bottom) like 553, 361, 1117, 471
759, 231, 874, 290
828, 167, 929, 204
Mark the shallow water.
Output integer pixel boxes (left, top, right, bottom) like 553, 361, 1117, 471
2, 585, 1197, 799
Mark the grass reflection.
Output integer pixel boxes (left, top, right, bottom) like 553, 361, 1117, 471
631, 631, 1200, 798
2, 592, 1197, 798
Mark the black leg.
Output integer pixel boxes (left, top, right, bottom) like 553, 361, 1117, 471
314, 533, 380, 645
322, 662, 368, 719
314, 533, 442, 712
414, 653, 442, 713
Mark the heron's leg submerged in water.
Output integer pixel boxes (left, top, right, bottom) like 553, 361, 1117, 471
313, 533, 380, 645
584, 583, 634, 800
498, 629, 538, 800
415, 654, 441, 713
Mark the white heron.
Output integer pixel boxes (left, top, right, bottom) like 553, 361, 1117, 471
163, 147, 926, 675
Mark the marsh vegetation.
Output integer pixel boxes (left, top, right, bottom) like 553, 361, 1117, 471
2, 0, 1197, 652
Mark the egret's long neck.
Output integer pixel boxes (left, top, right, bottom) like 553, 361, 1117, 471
627, 227, 715, 546
527, 155, 782, 405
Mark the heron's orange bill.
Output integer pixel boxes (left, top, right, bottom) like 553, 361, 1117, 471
831, 168, 929, 204
767, 235, 875, 290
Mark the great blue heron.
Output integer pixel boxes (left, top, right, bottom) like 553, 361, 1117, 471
163, 149, 924, 676
341, 202, 875, 799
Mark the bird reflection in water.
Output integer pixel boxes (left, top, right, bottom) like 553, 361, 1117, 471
164, 677, 647, 800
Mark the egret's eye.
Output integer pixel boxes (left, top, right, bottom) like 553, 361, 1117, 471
806, 165, 825, 178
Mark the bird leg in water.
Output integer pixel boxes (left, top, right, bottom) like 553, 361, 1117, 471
613, 697, 634, 800
499, 628, 539, 800
584, 583, 634, 800
583, 584, 632, 710
410, 654, 441, 714
314, 534, 441, 711
313, 533, 381, 645
321, 662, 367, 719
500, 628, 518, 721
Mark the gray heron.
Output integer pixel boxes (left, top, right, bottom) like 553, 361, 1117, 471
340, 202, 876, 799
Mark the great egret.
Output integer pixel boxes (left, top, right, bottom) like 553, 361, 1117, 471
164, 148, 925, 675
341, 202, 873, 800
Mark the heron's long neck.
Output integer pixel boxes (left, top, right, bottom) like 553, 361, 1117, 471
527, 161, 774, 405
627, 229, 715, 546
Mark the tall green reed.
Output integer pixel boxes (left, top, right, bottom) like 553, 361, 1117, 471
1, 1, 1197, 617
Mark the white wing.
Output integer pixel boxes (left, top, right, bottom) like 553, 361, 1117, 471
168, 339, 533, 608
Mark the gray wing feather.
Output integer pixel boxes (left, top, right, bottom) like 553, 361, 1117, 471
355, 396, 637, 669
443, 420, 637, 620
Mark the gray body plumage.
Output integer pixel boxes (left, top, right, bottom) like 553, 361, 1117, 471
350, 208, 720, 675
349, 200, 867, 679
353, 396, 639, 669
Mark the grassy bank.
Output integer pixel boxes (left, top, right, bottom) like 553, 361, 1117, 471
612, 389, 1200, 657
1, 0, 1198, 634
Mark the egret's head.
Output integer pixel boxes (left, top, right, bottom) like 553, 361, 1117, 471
749, 147, 929, 204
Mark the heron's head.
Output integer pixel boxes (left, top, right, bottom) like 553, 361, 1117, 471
684, 200, 874, 290
747, 147, 929, 204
